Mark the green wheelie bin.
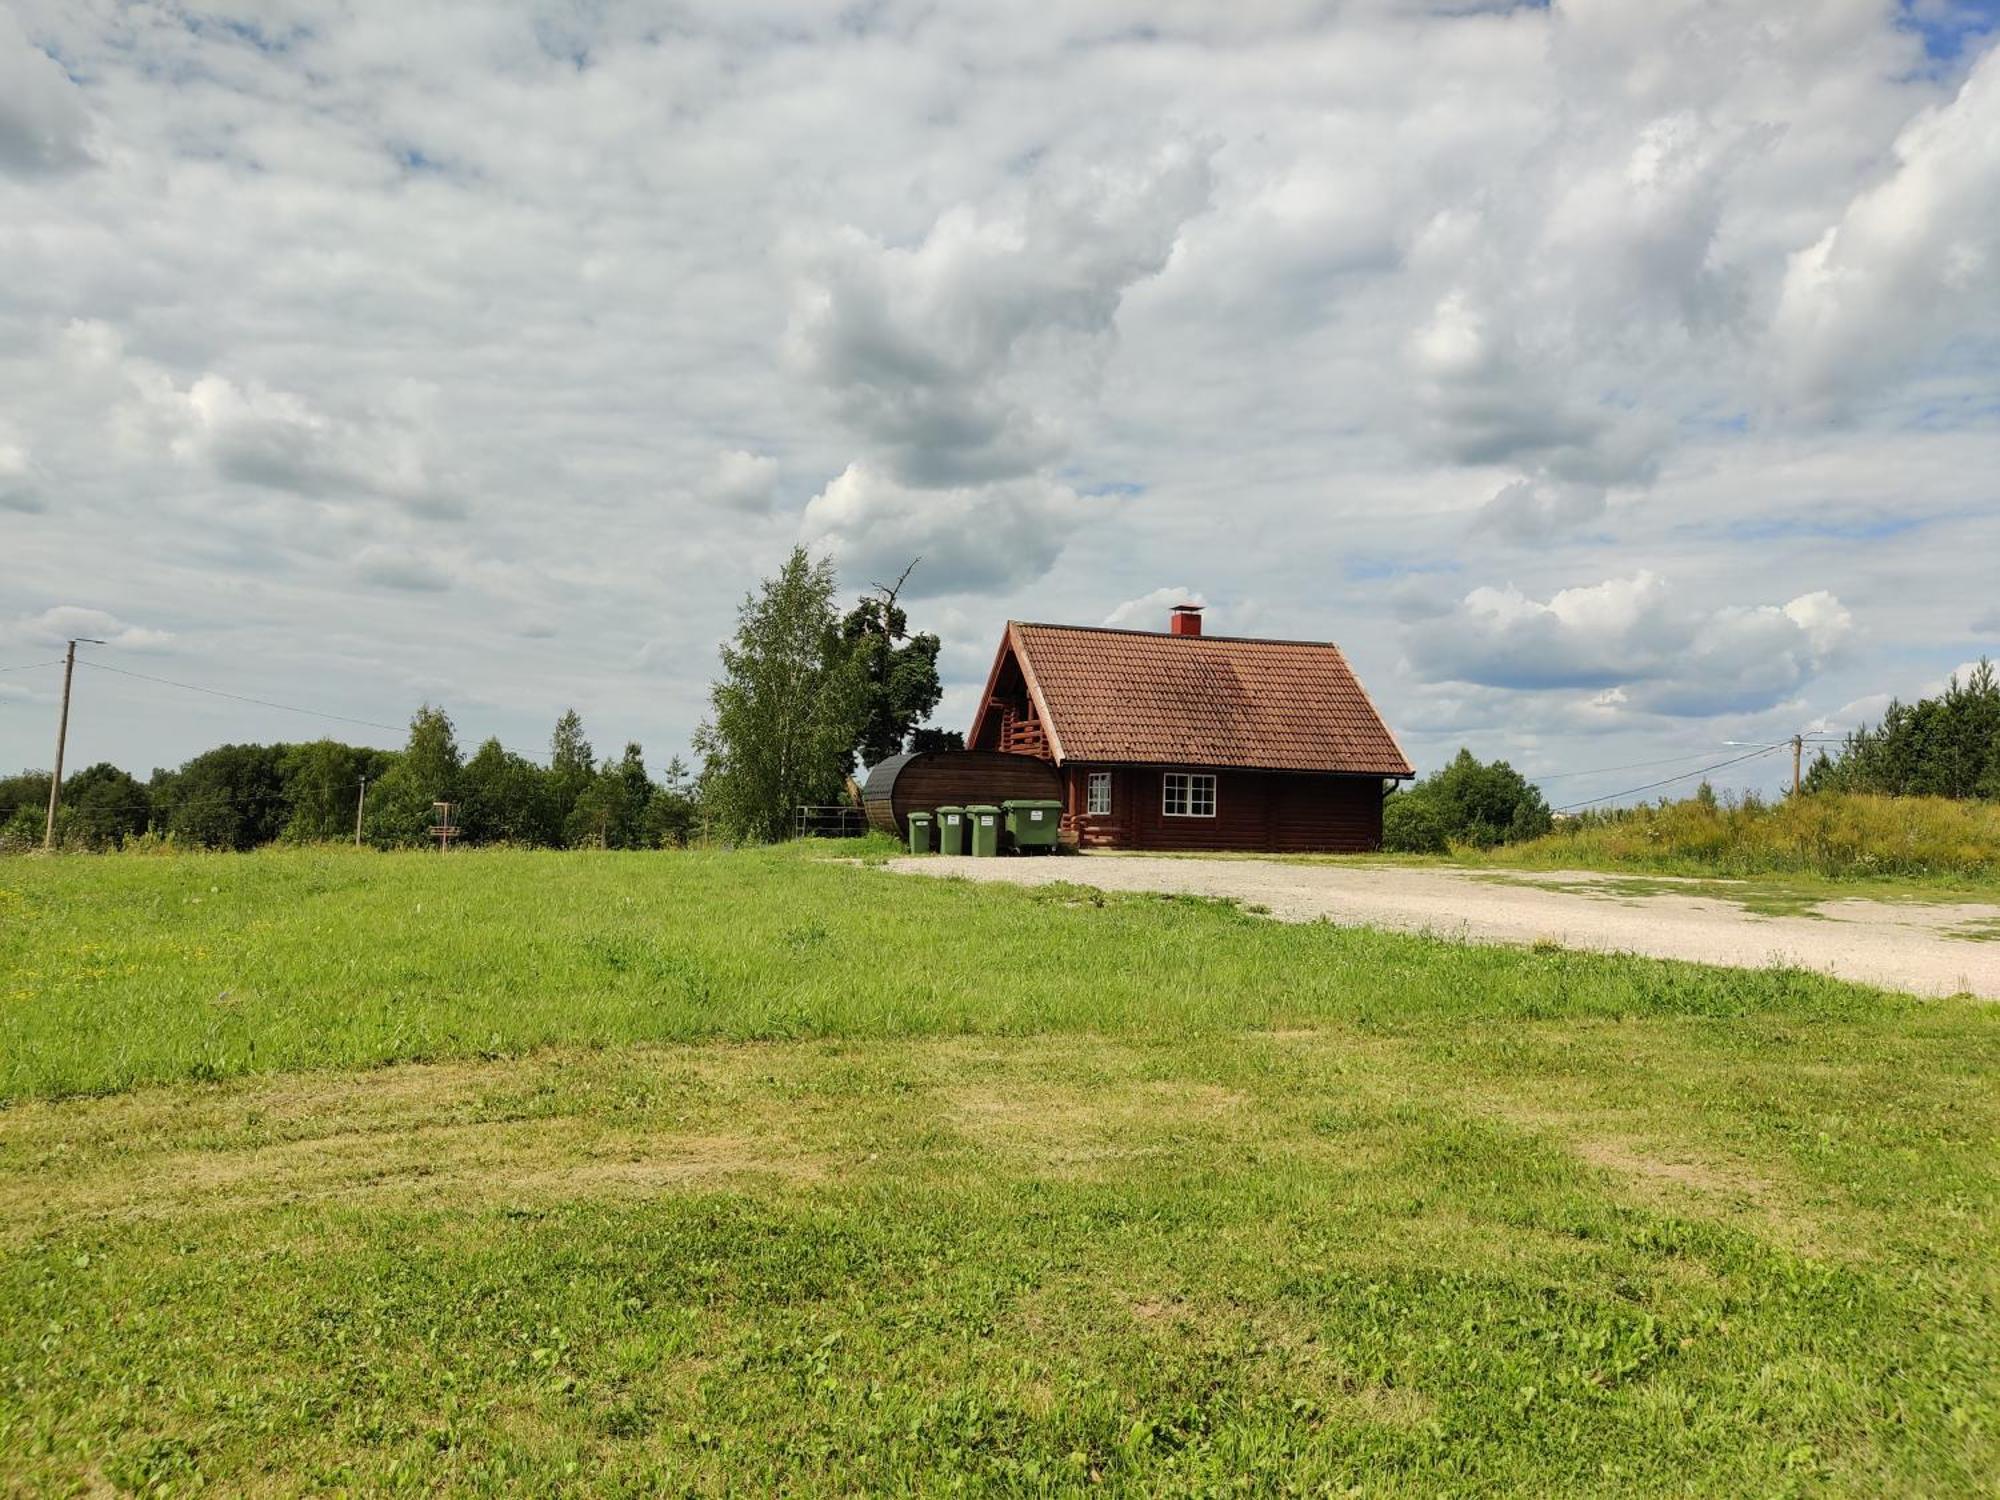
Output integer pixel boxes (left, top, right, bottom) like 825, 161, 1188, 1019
935, 805, 967, 856
1002, 799, 1062, 853
966, 804, 1002, 857
907, 810, 935, 854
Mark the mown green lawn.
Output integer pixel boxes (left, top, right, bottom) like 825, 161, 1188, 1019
1, 846, 1994, 1494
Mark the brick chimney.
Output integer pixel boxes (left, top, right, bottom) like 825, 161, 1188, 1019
1169, 604, 1204, 637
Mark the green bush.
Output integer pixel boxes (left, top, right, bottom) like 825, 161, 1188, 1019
1384, 749, 1552, 852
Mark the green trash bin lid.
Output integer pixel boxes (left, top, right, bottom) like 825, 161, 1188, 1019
964, 804, 999, 814
909, 810, 934, 822
935, 805, 963, 815
1000, 800, 1062, 811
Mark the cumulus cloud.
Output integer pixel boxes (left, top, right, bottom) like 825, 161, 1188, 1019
0, 2, 1990, 779
786, 142, 1211, 487
172, 373, 461, 517
0, 11, 91, 176
1405, 572, 1853, 716
800, 462, 1094, 598
56, 324, 462, 518
11, 605, 172, 652
1408, 290, 1669, 541
1105, 587, 1208, 629
1773, 43, 2000, 401
1473, 477, 1609, 543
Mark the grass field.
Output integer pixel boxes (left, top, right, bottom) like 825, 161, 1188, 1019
2, 846, 1996, 1494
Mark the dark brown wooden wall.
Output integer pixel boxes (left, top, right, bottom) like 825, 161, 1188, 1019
1060, 765, 1384, 853
863, 751, 1063, 836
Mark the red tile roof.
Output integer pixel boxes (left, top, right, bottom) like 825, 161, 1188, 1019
993, 622, 1412, 777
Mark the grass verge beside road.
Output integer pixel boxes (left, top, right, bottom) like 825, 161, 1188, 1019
1, 845, 1995, 1493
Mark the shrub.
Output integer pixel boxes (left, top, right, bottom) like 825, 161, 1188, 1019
1385, 750, 1552, 852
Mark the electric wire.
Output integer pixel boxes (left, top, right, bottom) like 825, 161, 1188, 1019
1553, 743, 1785, 812
0, 659, 64, 674
74, 659, 553, 765
1527, 745, 1772, 783
78, 660, 407, 735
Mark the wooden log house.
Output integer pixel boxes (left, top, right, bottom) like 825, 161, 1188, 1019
965, 605, 1413, 853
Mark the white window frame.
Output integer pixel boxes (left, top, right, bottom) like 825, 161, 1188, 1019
1086, 771, 1112, 816
1162, 772, 1217, 818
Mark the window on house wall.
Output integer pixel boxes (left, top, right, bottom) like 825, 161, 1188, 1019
1086, 772, 1111, 816
1162, 772, 1216, 817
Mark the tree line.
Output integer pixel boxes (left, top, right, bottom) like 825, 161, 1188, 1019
3, 548, 956, 853
0, 711, 702, 853
1379, 657, 2000, 857
1806, 658, 1999, 800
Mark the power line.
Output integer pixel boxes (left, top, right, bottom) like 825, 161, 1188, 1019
74, 659, 554, 765
0, 659, 64, 674
78, 660, 408, 736
1528, 745, 1771, 783
1554, 743, 1784, 812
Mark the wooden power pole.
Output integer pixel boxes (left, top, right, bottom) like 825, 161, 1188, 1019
354, 776, 368, 846
42, 637, 104, 851
1792, 734, 1803, 797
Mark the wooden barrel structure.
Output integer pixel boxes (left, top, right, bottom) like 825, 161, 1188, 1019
862, 750, 1064, 838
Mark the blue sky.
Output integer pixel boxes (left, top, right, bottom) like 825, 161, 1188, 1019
2, 0, 1997, 805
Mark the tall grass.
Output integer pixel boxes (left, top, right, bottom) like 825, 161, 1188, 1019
1493, 790, 2000, 882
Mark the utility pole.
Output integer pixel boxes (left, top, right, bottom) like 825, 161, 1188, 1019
354, 776, 368, 846
1792, 733, 1803, 797
42, 637, 105, 851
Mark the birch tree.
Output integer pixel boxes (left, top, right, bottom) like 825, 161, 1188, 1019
695, 548, 863, 841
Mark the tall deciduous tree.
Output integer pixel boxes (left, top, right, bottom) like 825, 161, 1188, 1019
695, 547, 863, 842
461, 737, 550, 846
280, 740, 394, 843
839, 560, 944, 767
547, 709, 594, 842
62, 763, 151, 849
364, 705, 462, 847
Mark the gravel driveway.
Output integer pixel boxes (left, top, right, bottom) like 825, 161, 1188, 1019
885, 855, 2000, 999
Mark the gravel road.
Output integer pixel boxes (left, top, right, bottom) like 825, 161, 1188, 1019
885, 855, 2000, 999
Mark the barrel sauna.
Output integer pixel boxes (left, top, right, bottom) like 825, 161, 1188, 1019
861, 750, 1064, 839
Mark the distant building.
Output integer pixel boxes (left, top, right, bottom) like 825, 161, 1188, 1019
967, 605, 1412, 852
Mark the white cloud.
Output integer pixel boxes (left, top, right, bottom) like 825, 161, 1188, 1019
698, 450, 780, 513
1773, 42, 2000, 401
10, 605, 172, 652
800, 462, 1094, 597
0, 1, 1990, 783
1105, 587, 1207, 630
0, 10, 90, 175
52, 323, 462, 518
1405, 572, 1853, 717
785, 142, 1212, 487
0, 439, 40, 512
1474, 477, 1609, 543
